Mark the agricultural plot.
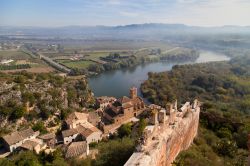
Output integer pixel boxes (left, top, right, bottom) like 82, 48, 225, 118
56, 59, 97, 69
0, 50, 54, 73
0, 51, 30, 60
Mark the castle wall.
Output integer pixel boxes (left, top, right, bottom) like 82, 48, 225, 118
124, 103, 200, 166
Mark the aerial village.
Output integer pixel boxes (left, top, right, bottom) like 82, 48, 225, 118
0, 87, 200, 163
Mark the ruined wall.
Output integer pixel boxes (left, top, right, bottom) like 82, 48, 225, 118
124, 102, 200, 166
164, 111, 199, 166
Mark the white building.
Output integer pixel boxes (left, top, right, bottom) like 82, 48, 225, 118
0, 59, 14, 65
62, 112, 102, 145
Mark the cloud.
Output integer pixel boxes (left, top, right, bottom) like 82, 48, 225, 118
108, 0, 121, 5
119, 11, 139, 17
1, 0, 250, 26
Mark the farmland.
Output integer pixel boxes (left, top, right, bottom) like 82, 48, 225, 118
56, 59, 97, 69
0, 50, 30, 60
0, 50, 54, 73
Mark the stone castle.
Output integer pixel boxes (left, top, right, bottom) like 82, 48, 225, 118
125, 99, 200, 166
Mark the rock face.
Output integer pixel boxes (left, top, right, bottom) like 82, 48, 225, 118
124, 100, 200, 166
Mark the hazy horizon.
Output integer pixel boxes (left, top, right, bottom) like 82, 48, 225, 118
1, 0, 250, 27
1, 23, 250, 29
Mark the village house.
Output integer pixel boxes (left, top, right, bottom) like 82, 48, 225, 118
62, 128, 79, 144
62, 124, 102, 144
87, 111, 101, 127
96, 96, 116, 110
103, 87, 145, 124
65, 141, 89, 159
1, 128, 40, 152
65, 112, 89, 129
100, 87, 145, 134
38, 133, 56, 148
62, 112, 102, 144
76, 124, 102, 144
19, 139, 46, 154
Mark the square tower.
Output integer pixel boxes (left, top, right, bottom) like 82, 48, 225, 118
130, 87, 137, 99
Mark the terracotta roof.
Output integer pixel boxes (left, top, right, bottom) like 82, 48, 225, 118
88, 112, 100, 126
122, 103, 133, 109
130, 97, 143, 104
105, 107, 118, 118
2, 128, 36, 146
96, 96, 116, 104
20, 140, 40, 150
62, 128, 78, 138
77, 125, 93, 138
65, 112, 88, 125
38, 133, 56, 140
19, 128, 36, 138
65, 141, 88, 158
119, 96, 131, 104
76, 124, 102, 138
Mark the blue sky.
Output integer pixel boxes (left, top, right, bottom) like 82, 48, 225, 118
0, 0, 250, 27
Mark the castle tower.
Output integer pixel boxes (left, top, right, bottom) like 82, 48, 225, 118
130, 87, 137, 99
150, 109, 159, 125
158, 109, 166, 124
166, 103, 176, 125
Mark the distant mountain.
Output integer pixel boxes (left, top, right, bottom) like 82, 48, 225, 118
0, 23, 250, 39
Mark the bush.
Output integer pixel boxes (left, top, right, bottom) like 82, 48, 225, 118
118, 123, 132, 138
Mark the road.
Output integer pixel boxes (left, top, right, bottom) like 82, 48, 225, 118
38, 53, 71, 73
162, 47, 180, 54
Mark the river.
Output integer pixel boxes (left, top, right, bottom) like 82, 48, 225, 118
88, 50, 230, 98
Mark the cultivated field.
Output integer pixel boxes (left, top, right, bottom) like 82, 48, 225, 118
0, 51, 30, 60
0, 50, 55, 73
56, 59, 97, 69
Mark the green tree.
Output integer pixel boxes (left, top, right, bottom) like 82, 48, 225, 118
138, 118, 147, 136
216, 138, 237, 157
32, 121, 47, 134
9, 106, 25, 120
118, 123, 132, 138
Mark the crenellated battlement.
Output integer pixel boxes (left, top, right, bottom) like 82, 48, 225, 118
124, 99, 201, 166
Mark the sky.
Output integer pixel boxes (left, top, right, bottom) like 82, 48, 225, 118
0, 0, 250, 27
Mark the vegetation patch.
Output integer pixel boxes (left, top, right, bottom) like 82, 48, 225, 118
141, 56, 250, 165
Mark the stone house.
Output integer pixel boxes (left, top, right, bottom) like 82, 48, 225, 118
38, 133, 56, 148
65, 141, 89, 159
62, 123, 102, 144
65, 112, 88, 129
62, 128, 79, 144
76, 124, 102, 144
1, 128, 40, 152
87, 112, 101, 127
19, 139, 46, 154
96, 96, 116, 110
62, 112, 103, 144
103, 87, 145, 125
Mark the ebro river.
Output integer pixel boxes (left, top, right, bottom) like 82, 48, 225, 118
88, 50, 230, 98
